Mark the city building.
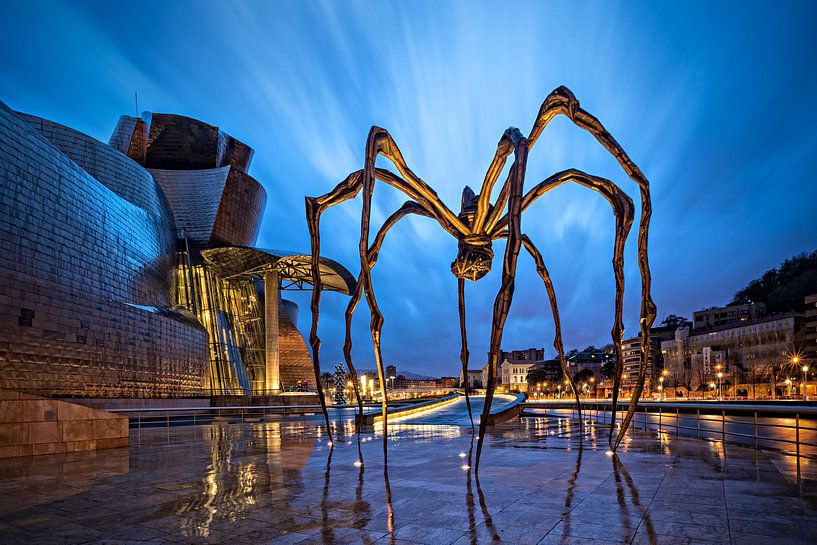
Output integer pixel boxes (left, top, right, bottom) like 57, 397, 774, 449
693, 302, 766, 331
0, 102, 353, 398
500, 360, 537, 391
661, 313, 807, 396
386, 365, 397, 388
500, 347, 545, 362
528, 359, 565, 387
621, 325, 676, 390
459, 369, 483, 389
566, 346, 615, 374
481, 363, 490, 390
393, 376, 438, 390
481, 358, 563, 393
805, 293, 817, 362
436, 377, 459, 388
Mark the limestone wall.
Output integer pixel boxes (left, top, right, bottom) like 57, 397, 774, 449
0, 389, 129, 459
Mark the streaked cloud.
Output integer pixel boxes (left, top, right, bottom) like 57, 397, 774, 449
1, 0, 815, 375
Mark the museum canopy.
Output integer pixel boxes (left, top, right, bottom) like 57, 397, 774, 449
202, 247, 356, 295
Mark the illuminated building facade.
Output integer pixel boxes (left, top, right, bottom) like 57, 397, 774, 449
661, 313, 806, 394
0, 102, 353, 397
621, 325, 676, 389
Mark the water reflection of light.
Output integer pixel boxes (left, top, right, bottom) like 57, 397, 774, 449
379, 424, 463, 441
173, 422, 315, 539
374, 395, 462, 427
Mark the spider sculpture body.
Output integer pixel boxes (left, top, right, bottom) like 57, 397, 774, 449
306, 86, 656, 469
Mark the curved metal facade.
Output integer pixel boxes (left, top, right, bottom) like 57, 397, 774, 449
0, 105, 333, 397
0, 101, 210, 397
278, 300, 314, 388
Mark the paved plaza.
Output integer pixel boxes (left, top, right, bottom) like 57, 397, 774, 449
0, 413, 816, 545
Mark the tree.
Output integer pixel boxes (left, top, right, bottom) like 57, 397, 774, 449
526, 367, 561, 387
600, 360, 616, 380
732, 250, 817, 313
660, 314, 688, 328
573, 368, 595, 384
320, 372, 333, 394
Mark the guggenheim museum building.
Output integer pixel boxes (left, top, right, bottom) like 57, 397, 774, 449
0, 100, 354, 398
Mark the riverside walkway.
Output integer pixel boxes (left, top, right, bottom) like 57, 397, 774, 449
1, 401, 816, 544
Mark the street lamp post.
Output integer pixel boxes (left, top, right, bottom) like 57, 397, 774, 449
658, 376, 665, 402
803, 365, 809, 401
661, 369, 669, 400
717, 371, 723, 401
790, 355, 806, 401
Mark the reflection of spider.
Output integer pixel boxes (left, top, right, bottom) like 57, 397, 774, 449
306, 86, 656, 469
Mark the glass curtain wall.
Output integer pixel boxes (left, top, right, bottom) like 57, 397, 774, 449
176, 252, 262, 395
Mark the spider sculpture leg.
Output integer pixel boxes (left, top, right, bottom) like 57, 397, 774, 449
458, 278, 475, 431
359, 127, 470, 452
520, 169, 634, 446
520, 234, 584, 438
308, 130, 467, 450
491, 169, 634, 446
306, 171, 364, 446
343, 202, 434, 464
526, 86, 656, 450
475, 129, 528, 471
472, 128, 519, 233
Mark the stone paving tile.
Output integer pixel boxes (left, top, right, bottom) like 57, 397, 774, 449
630, 534, 720, 545
390, 522, 466, 544
450, 520, 554, 544
0, 416, 815, 545
538, 533, 625, 544
728, 533, 815, 545
636, 519, 729, 543
547, 520, 637, 543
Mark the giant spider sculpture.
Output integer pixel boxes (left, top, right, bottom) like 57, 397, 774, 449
306, 86, 656, 469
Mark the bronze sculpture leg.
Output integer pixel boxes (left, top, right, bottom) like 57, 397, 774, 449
492, 169, 635, 445
308, 85, 653, 467
519, 235, 584, 438
458, 278, 474, 431
526, 86, 655, 450
307, 148, 459, 450
344, 202, 434, 463
475, 130, 528, 470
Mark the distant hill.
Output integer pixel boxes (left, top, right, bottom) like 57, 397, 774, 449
731, 250, 817, 313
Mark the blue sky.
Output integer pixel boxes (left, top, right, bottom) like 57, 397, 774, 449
2, 1, 816, 376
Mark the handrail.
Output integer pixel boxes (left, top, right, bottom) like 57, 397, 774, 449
110, 402, 392, 413
524, 399, 817, 415
525, 401, 817, 481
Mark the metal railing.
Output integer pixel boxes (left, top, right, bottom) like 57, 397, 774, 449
523, 400, 817, 480
115, 402, 408, 430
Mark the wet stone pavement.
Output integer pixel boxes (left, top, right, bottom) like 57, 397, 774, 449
0, 414, 816, 545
